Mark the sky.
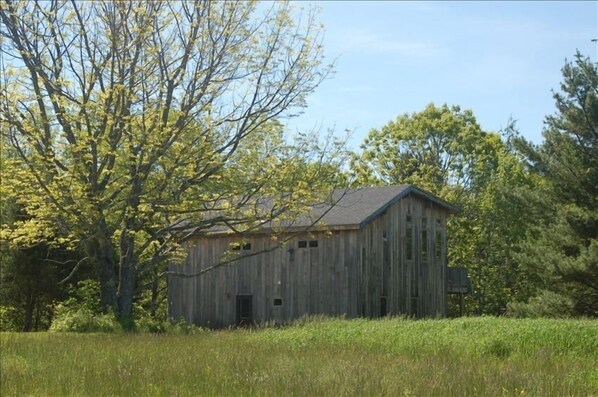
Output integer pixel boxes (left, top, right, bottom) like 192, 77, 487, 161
284, 1, 598, 150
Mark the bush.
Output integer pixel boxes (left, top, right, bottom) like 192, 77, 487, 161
49, 280, 120, 333
507, 290, 575, 318
49, 307, 120, 333
0, 305, 20, 331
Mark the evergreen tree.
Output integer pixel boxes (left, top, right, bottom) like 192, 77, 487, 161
512, 52, 598, 316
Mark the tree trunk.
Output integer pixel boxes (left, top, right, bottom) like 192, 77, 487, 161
87, 218, 118, 314
117, 231, 137, 328
34, 296, 41, 331
22, 289, 35, 332
117, 176, 142, 328
150, 270, 159, 318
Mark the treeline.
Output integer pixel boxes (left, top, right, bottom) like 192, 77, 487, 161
1, 2, 596, 331
351, 52, 597, 318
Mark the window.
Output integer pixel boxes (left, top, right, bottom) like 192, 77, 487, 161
298, 240, 318, 248
273, 298, 283, 306
435, 231, 442, 261
406, 226, 413, 260
421, 229, 428, 261
411, 265, 418, 297
421, 216, 428, 261
232, 242, 251, 251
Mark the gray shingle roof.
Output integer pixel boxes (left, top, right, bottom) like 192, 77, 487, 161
195, 184, 459, 236
294, 184, 458, 230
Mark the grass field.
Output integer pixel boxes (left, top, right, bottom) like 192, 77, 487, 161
1, 317, 597, 396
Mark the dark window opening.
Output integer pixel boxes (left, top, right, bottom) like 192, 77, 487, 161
435, 231, 442, 261
309, 240, 318, 248
421, 229, 428, 261
382, 231, 389, 296
406, 213, 412, 223
411, 264, 419, 298
298, 240, 307, 248
436, 218, 442, 228
273, 298, 283, 306
422, 217, 427, 227
231, 243, 241, 251
406, 226, 413, 260
380, 297, 388, 317
242, 243, 251, 250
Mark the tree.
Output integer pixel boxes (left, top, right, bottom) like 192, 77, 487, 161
352, 104, 539, 314
0, 0, 343, 326
351, 104, 490, 195
511, 52, 598, 316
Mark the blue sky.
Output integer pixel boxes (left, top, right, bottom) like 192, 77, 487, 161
285, 1, 597, 149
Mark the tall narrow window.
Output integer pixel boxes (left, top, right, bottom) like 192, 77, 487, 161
421, 216, 428, 261
406, 211, 413, 261
406, 227, 413, 260
435, 231, 442, 261
382, 231, 389, 297
411, 264, 418, 298
421, 229, 428, 261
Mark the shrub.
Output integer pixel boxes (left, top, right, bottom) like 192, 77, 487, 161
49, 307, 120, 333
49, 280, 120, 333
507, 291, 575, 318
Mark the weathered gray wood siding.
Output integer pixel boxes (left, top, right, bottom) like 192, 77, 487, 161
357, 194, 448, 318
168, 193, 450, 327
168, 230, 360, 328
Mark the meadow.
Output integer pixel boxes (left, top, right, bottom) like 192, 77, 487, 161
1, 317, 597, 396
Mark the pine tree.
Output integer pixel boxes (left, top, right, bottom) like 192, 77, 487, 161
513, 52, 598, 316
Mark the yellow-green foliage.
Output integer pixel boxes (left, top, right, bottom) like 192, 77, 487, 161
2, 317, 597, 396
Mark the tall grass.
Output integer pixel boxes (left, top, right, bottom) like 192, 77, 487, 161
1, 317, 597, 396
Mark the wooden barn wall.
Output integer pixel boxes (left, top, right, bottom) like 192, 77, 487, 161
357, 194, 448, 318
168, 230, 360, 328
168, 194, 452, 327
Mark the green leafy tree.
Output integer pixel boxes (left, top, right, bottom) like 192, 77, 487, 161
352, 104, 538, 314
0, 0, 344, 327
0, 136, 89, 331
511, 52, 598, 316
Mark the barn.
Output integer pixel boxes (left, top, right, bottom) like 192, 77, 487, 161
168, 184, 460, 328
